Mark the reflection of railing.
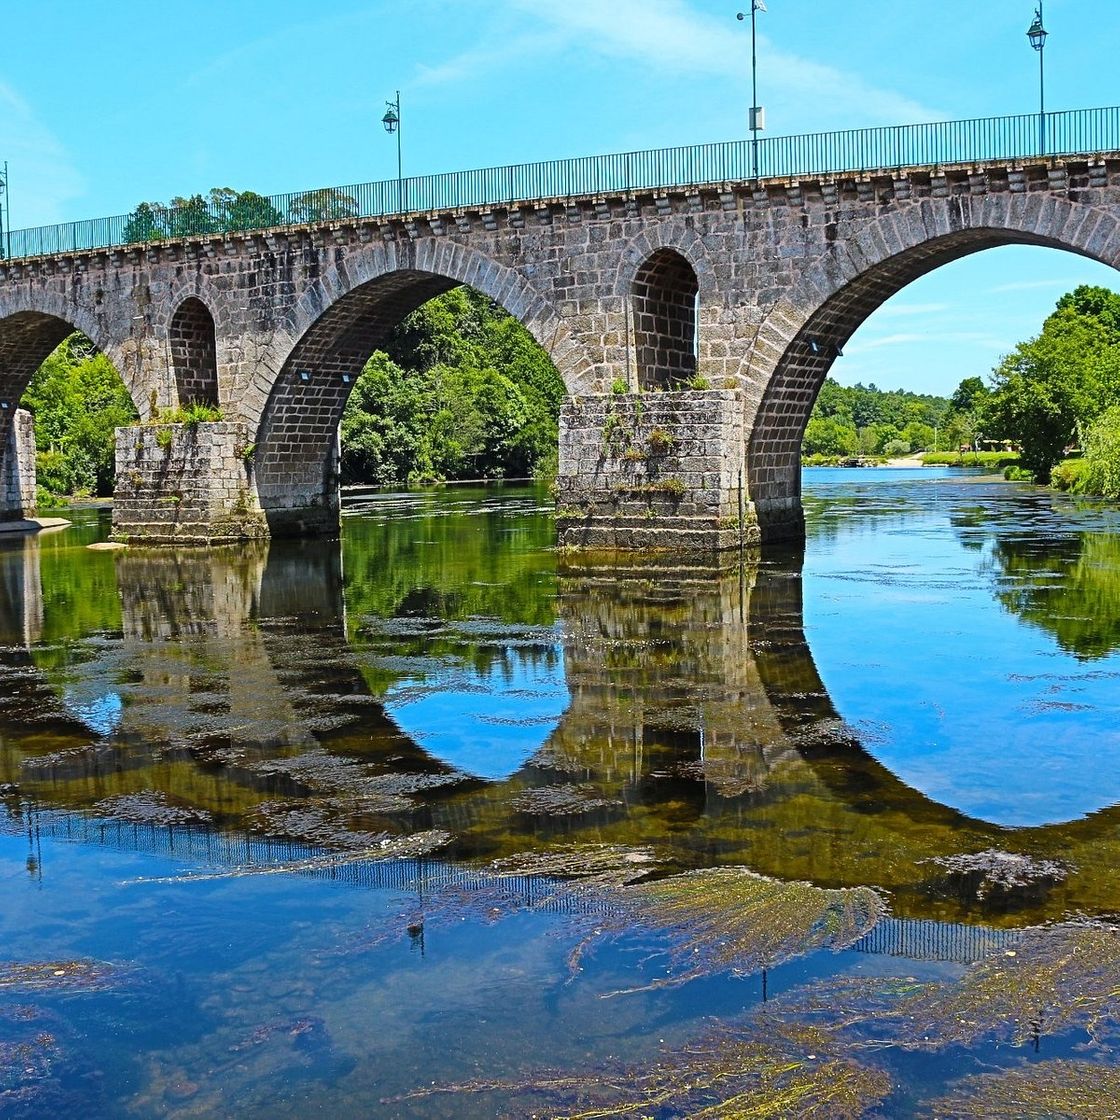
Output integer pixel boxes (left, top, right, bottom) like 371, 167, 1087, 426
4, 106, 1120, 260
5, 802, 1016, 963
850, 917, 1019, 964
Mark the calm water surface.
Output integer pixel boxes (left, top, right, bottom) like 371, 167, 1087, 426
2, 468, 1120, 1117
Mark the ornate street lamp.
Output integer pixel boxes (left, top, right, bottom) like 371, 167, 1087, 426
0, 162, 8, 259
381, 91, 404, 212
1027, 4, 1047, 156
736, 1, 768, 179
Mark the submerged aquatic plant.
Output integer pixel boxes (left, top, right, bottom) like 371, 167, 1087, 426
895, 920, 1120, 1049
600, 867, 887, 989
0, 960, 120, 993
388, 1022, 891, 1120
928, 1059, 1120, 1119
509, 784, 621, 816
768, 920, 1120, 1053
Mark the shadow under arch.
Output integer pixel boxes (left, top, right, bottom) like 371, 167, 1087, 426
747, 215, 1120, 542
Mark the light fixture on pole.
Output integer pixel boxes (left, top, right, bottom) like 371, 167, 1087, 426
1027, 4, 1047, 156
736, 1, 767, 179
381, 91, 404, 212
0, 162, 8, 259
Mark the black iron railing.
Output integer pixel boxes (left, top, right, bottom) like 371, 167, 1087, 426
5, 106, 1120, 261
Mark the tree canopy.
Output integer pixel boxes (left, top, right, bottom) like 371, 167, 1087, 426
22, 335, 138, 498
340, 286, 565, 485
983, 284, 1120, 480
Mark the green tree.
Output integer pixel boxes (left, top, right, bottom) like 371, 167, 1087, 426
339, 287, 565, 485
122, 202, 165, 244
209, 188, 285, 233
22, 335, 138, 497
803, 415, 857, 457
984, 295, 1120, 480
288, 188, 359, 223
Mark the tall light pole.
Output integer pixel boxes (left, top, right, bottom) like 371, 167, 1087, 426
0, 162, 8, 259
736, 1, 767, 179
381, 91, 403, 213
1027, 4, 1048, 156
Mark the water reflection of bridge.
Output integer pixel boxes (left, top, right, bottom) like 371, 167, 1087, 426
0, 530, 1118, 928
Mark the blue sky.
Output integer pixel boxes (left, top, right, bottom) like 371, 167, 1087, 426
3, 0, 1119, 396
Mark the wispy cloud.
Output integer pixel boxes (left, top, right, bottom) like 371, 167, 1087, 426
846, 330, 1005, 354
424, 0, 941, 124
0, 83, 84, 227
991, 278, 1079, 293
875, 302, 951, 318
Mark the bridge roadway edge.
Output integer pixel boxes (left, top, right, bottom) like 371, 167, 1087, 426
0, 153, 1118, 546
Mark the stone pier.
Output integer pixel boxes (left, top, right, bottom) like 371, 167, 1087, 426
0, 409, 36, 522
111, 421, 267, 546
555, 389, 749, 555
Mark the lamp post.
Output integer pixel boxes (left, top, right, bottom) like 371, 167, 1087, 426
381, 91, 403, 213
1027, 4, 1047, 156
0, 162, 8, 259
736, 1, 767, 179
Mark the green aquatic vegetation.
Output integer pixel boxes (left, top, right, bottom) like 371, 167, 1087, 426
92, 789, 213, 826
603, 868, 886, 989
0, 960, 119, 993
488, 843, 660, 886
247, 799, 425, 849
770, 921, 1120, 1053
389, 1023, 891, 1119
928, 1059, 1120, 1119
134, 831, 453, 885
894, 921, 1120, 1049
509, 784, 622, 816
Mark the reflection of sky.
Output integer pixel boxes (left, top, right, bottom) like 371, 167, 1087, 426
385, 651, 568, 781
62, 688, 123, 737
802, 469, 1120, 828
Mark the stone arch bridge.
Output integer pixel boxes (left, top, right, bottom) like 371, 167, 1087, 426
1, 112, 1118, 549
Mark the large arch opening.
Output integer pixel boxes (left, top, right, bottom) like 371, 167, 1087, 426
631, 248, 699, 391
252, 271, 567, 535
748, 231, 1120, 541
0, 312, 139, 510
169, 297, 219, 409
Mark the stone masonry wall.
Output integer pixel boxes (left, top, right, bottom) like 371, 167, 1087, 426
2, 154, 1119, 547
112, 422, 268, 546
555, 390, 749, 554
0, 408, 36, 521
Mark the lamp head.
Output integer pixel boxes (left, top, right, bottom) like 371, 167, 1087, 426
381, 102, 399, 134
1027, 11, 1047, 51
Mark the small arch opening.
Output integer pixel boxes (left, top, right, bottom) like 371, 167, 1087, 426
169, 298, 218, 408
631, 249, 700, 391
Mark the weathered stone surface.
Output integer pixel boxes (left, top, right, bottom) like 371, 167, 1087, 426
0, 154, 1117, 546
556, 390, 749, 555
112, 422, 268, 545
0, 409, 35, 521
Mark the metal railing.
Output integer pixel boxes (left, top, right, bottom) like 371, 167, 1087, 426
4, 106, 1120, 261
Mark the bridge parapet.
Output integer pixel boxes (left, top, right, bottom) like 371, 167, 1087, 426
0, 123, 1119, 548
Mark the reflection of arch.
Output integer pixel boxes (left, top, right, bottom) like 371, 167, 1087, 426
8, 530, 1120, 923
631, 249, 699, 390
169, 298, 218, 408
746, 200, 1120, 539
248, 243, 586, 535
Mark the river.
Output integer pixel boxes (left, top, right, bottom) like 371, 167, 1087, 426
1, 467, 1119, 1117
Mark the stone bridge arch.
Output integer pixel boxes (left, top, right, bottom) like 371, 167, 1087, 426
0, 293, 143, 519
246, 240, 592, 536
745, 194, 1120, 541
